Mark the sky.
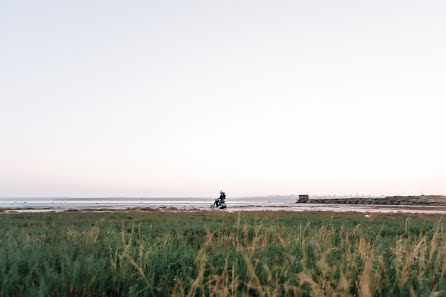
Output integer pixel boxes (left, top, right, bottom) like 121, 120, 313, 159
1, 0, 445, 198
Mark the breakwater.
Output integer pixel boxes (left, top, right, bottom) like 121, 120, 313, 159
297, 195, 446, 206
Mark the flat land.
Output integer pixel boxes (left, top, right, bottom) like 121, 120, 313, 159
1, 211, 445, 296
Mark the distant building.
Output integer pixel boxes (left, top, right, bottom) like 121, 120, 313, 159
297, 194, 309, 203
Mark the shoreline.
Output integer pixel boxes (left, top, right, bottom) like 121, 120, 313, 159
2, 203, 446, 216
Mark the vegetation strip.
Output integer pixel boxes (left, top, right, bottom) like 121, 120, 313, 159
1, 211, 445, 296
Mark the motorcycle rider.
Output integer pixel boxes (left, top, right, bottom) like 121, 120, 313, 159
214, 190, 226, 208
219, 190, 226, 206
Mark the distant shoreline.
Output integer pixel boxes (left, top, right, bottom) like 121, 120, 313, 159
1, 204, 446, 216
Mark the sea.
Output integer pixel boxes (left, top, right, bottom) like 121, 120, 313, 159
0, 196, 295, 211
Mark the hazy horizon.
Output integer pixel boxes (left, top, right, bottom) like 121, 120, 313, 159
1, 0, 445, 198
0, 194, 389, 199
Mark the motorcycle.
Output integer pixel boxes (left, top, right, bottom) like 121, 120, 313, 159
210, 198, 227, 210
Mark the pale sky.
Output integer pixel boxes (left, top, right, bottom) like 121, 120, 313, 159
1, 0, 445, 198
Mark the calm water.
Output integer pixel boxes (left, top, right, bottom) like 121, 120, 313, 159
0, 196, 295, 211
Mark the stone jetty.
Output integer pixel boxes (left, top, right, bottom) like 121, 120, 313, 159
296, 195, 446, 206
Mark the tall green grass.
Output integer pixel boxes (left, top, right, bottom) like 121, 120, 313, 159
0, 211, 445, 296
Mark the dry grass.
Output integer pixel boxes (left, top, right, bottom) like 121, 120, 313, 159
103, 213, 446, 296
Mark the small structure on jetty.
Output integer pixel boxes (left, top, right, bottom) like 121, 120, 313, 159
297, 194, 309, 203
296, 195, 446, 206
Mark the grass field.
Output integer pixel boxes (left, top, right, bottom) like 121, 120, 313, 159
0, 211, 445, 297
